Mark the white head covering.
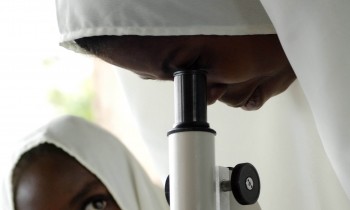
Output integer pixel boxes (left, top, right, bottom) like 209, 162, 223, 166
258, 0, 350, 200
0, 115, 169, 210
55, 0, 275, 52
55, 0, 350, 202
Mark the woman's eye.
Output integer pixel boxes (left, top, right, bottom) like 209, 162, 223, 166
84, 199, 107, 210
140, 76, 155, 80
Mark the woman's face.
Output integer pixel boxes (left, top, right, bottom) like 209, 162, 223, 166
96, 35, 296, 110
14, 151, 121, 210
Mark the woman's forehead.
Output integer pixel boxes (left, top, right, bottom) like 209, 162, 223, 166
97, 35, 277, 76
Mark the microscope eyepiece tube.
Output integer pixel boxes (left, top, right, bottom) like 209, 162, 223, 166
168, 70, 215, 135
174, 70, 207, 126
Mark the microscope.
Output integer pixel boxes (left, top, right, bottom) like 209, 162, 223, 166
165, 70, 260, 210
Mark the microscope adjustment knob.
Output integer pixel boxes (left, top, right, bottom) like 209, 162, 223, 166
164, 175, 170, 205
231, 163, 260, 205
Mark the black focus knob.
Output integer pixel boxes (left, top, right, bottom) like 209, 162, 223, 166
231, 163, 260, 205
164, 175, 170, 205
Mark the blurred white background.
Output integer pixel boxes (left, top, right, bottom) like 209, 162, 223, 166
0, 1, 95, 179
0, 0, 156, 185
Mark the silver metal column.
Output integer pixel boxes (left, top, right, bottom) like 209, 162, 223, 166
169, 131, 216, 210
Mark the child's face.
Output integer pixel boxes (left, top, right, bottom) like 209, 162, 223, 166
95, 35, 296, 110
14, 152, 120, 210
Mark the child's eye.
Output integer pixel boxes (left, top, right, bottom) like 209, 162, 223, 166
84, 198, 107, 210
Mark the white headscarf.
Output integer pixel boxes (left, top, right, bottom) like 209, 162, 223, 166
55, 0, 350, 201
55, 0, 275, 53
259, 0, 350, 199
0, 115, 169, 210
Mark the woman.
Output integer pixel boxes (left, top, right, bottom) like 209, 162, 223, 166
1, 115, 169, 210
55, 0, 350, 203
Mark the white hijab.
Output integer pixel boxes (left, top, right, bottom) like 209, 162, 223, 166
258, 0, 350, 199
56, 0, 275, 53
55, 0, 350, 202
0, 115, 169, 210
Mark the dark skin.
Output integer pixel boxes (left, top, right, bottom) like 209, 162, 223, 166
14, 152, 121, 210
92, 35, 296, 110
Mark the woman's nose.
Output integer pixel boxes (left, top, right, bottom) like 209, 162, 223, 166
207, 84, 227, 105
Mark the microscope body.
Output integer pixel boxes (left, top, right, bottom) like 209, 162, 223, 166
167, 70, 260, 210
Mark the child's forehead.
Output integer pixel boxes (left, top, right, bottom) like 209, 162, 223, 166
14, 150, 105, 210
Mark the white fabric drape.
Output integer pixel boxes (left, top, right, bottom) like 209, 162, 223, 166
0, 116, 169, 210
55, 0, 275, 53
259, 0, 350, 199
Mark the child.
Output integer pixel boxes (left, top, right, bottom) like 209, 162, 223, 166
1, 115, 169, 210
